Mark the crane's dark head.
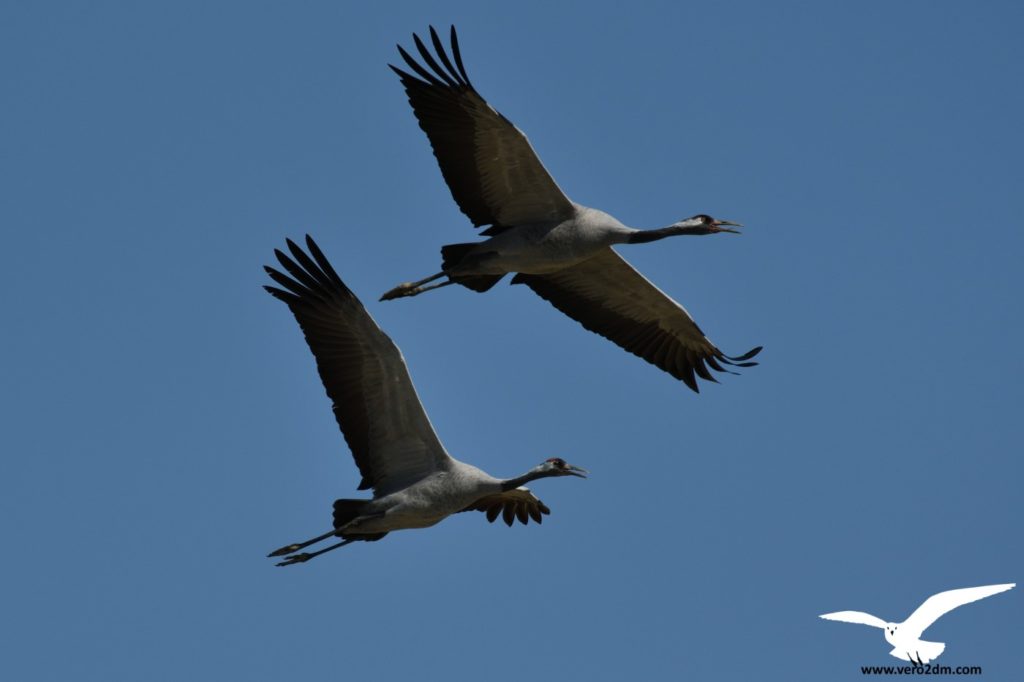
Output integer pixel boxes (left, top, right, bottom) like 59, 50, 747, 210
683, 214, 743, 234
541, 457, 588, 478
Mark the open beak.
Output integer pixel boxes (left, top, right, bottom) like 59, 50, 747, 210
566, 464, 588, 478
713, 219, 743, 234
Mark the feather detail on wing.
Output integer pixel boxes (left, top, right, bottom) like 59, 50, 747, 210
459, 487, 551, 526
390, 26, 574, 233
264, 236, 454, 496
512, 249, 762, 392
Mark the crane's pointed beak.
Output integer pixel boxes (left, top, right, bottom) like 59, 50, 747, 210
566, 464, 588, 478
712, 219, 743, 234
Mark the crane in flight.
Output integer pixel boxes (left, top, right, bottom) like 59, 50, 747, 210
381, 26, 761, 393
264, 236, 586, 566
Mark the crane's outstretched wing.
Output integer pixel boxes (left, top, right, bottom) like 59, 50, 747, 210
512, 250, 762, 392
459, 487, 551, 527
903, 584, 1015, 638
819, 611, 888, 629
264, 236, 454, 496
391, 25, 574, 234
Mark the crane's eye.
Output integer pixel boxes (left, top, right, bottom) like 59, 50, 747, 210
546, 457, 565, 467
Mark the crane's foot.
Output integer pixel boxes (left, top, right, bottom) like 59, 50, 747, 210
380, 272, 451, 301
380, 282, 418, 301
267, 543, 303, 558
275, 552, 312, 567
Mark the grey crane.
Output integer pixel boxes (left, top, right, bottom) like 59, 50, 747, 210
381, 26, 761, 393
264, 235, 586, 566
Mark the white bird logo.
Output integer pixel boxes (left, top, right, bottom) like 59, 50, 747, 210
820, 583, 1015, 665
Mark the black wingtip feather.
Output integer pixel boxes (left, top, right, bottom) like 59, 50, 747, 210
448, 25, 473, 87
397, 44, 445, 87
265, 265, 314, 300
287, 240, 333, 288
413, 32, 458, 88
728, 346, 763, 362
303, 235, 348, 294
265, 236, 358, 308
681, 371, 699, 393
285, 238, 310, 264
394, 27, 474, 91
429, 25, 465, 87
708, 357, 740, 376
276, 248, 329, 300
263, 285, 299, 305
693, 358, 718, 383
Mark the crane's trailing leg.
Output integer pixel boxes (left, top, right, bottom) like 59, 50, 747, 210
276, 539, 356, 567
268, 504, 390, 566
267, 528, 339, 558
380, 272, 449, 301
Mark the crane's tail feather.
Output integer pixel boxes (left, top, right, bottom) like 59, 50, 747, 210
332, 500, 389, 542
455, 274, 504, 292
333, 499, 370, 532
440, 242, 477, 269
440, 242, 505, 292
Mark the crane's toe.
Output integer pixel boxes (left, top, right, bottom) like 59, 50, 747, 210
380, 283, 416, 301
275, 552, 312, 567
267, 543, 303, 558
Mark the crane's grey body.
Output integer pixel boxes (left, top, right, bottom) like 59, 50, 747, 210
263, 236, 585, 565
449, 204, 634, 276
383, 26, 762, 393
342, 462, 502, 534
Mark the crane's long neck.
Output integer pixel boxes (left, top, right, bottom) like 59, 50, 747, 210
627, 222, 713, 244
501, 467, 553, 492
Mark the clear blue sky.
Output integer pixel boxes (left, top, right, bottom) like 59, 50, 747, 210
2, 2, 1022, 680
